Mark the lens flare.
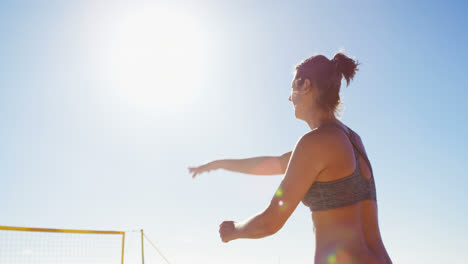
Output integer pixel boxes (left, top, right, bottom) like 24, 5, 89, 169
326, 247, 351, 264
275, 188, 283, 197
327, 253, 336, 264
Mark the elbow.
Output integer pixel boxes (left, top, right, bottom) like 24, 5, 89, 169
257, 205, 287, 237
265, 221, 283, 236
261, 206, 288, 236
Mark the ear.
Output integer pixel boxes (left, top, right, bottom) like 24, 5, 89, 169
302, 78, 313, 94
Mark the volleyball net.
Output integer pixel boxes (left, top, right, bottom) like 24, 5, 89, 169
0, 225, 170, 264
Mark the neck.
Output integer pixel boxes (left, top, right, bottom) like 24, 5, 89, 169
302, 108, 338, 130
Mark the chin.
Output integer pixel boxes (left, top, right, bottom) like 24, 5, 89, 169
293, 110, 303, 120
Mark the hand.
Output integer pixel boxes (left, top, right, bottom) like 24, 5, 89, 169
219, 220, 239, 243
188, 161, 218, 179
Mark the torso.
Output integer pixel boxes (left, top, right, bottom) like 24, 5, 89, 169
309, 122, 389, 264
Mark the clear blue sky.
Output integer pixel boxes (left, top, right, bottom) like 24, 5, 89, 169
1, 0, 467, 263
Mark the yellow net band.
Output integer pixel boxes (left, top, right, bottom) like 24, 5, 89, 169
0, 225, 124, 235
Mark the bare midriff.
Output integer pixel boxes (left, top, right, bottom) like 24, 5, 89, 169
312, 202, 386, 264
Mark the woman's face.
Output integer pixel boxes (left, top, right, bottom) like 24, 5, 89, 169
289, 74, 318, 119
289, 77, 300, 104
289, 76, 306, 117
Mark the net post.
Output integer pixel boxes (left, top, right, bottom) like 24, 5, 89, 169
121, 232, 126, 264
141, 229, 145, 264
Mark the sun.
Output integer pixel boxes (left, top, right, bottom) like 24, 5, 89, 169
104, 8, 206, 113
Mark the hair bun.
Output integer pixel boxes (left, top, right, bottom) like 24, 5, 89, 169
332, 52, 359, 86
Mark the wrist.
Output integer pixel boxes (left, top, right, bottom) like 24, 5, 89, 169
233, 221, 245, 239
211, 160, 222, 170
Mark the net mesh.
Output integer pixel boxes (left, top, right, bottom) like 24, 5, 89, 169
0, 229, 123, 264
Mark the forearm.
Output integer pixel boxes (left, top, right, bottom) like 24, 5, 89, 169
217, 156, 282, 175
234, 211, 277, 239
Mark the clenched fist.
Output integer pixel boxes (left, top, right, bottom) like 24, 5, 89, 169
219, 220, 239, 243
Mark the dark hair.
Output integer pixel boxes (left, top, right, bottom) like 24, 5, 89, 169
295, 52, 360, 115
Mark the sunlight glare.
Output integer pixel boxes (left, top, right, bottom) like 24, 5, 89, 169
106, 8, 206, 112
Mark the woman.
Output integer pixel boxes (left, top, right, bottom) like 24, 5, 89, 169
189, 52, 392, 264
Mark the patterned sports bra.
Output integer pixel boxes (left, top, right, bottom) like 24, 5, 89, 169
302, 122, 377, 211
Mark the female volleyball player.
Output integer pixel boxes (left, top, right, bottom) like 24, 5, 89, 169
189, 52, 392, 264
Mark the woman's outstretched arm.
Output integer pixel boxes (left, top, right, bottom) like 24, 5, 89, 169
188, 151, 292, 178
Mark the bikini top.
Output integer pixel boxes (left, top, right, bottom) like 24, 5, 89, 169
302, 122, 377, 212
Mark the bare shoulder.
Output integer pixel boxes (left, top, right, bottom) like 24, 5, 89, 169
305, 124, 361, 163
301, 125, 345, 149
298, 128, 330, 149
294, 128, 338, 160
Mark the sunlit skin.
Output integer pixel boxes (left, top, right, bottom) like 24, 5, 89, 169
189, 74, 392, 264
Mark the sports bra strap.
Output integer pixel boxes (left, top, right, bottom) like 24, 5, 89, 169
319, 122, 374, 178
